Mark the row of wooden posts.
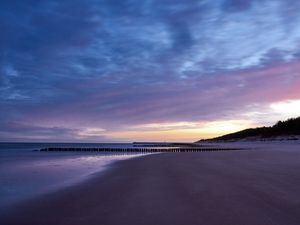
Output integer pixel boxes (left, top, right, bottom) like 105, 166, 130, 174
40, 147, 243, 153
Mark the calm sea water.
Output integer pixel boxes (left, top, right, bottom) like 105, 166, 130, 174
0, 142, 146, 211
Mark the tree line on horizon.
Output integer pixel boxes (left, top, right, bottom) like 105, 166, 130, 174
199, 117, 300, 142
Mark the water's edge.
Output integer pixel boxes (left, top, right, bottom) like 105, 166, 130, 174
0, 143, 148, 211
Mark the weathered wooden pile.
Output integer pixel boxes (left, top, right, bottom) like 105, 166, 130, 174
40, 146, 244, 153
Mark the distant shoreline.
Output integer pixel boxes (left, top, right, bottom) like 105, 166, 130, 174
198, 117, 300, 142
198, 135, 300, 143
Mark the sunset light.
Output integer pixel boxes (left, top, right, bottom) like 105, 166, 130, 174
1, 1, 300, 225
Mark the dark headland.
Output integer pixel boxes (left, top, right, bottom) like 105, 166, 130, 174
197, 117, 300, 142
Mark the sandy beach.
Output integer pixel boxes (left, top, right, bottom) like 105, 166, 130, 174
2, 143, 300, 225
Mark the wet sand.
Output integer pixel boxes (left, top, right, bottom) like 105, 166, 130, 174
2, 144, 300, 225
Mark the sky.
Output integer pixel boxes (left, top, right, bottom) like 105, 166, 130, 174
1, 0, 300, 142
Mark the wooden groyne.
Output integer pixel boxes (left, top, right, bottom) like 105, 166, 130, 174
40, 147, 245, 153
132, 142, 202, 147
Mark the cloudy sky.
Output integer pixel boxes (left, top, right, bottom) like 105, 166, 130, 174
1, 0, 300, 142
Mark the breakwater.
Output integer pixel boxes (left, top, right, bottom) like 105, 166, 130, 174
40, 147, 245, 153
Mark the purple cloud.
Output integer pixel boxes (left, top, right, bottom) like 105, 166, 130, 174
1, 0, 300, 141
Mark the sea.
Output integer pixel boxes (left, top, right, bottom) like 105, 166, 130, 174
0, 142, 146, 212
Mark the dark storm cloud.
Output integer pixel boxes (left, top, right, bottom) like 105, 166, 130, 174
1, 0, 300, 141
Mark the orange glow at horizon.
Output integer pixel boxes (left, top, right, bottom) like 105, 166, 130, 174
106, 120, 255, 142
73, 99, 300, 142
